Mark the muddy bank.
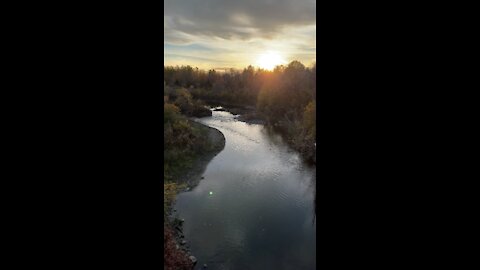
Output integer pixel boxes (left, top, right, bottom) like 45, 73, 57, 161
174, 120, 225, 190
165, 120, 225, 269
172, 110, 316, 269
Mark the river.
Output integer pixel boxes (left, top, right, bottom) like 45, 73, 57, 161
174, 110, 316, 270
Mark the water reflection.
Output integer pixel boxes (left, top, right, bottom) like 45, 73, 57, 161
176, 111, 316, 270
312, 171, 316, 226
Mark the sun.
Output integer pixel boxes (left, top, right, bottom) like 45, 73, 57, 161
256, 52, 285, 70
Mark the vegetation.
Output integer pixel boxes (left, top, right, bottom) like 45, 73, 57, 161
164, 225, 192, 270
163, 101, 218, 182
164, 86, 212, 118
163, 91, 219, 269
164, 182, 186, 218
164, 60, 316, 162
163, 60, 316, 268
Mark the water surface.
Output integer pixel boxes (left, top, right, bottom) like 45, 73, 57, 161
175, 111, 316, 270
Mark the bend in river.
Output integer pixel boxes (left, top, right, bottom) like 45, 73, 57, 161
175, 110, 316, 270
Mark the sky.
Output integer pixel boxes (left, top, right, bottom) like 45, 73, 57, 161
164, 0, 316, 70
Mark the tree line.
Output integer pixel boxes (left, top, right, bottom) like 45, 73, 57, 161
164, 60, 316, 162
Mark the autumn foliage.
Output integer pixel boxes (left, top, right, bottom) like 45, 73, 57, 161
164, 225, 192, 270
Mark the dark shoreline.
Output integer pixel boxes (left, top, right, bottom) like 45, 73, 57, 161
175, 120, 226, 190
203, 100, 267, 125
166, 119, 225, 269
207, 103, 315, 164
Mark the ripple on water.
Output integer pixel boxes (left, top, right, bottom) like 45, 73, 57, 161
176, 111, 316, 270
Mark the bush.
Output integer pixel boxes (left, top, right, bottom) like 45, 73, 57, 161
173, 88, 193, 112
190, 103, 212, 117
303, 100, 316, 140
164, 103, 180, 123
164, 182, 186, 216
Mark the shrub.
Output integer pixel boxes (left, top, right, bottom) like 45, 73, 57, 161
164, 103, 180, 123
303, 100, 316, 140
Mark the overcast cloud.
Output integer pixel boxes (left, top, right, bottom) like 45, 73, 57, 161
164, 0, 316, 69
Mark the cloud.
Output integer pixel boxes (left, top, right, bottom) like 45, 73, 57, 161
164, 0, 316, 69
164, 53, 229, 63
164, 0, 316, 43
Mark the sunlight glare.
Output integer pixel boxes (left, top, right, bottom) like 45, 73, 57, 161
256, 52, 285, 70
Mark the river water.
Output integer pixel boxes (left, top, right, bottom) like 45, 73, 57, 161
174, 110, 316, 270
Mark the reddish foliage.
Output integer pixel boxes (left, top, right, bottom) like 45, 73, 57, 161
164, 225, 193, 270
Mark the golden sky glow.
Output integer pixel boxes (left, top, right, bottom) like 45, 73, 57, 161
256, 51, 287, 70
164, 0, 316, 69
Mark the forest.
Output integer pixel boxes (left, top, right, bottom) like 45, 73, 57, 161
163, 60, 316, 269
164, 60, 316, 162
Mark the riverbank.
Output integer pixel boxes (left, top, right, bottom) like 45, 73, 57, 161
222, 103, 315, 164
172, 110, 317, 269
203, 100, 266, 125
209, 103, 315, 163
164, 119, 225, 270
173, 120, 225, 190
